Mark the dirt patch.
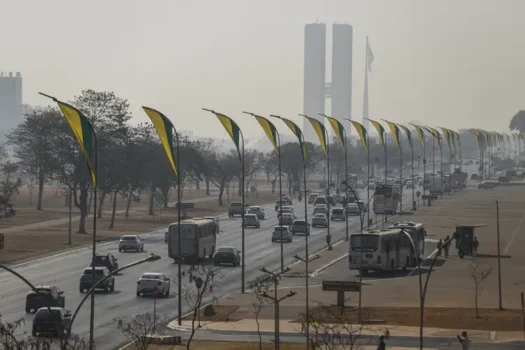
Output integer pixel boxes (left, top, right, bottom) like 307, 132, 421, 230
182, 305, 240, 323
0, 190, 280, 263
122, 341, 304, 350
294, 306, 523, 331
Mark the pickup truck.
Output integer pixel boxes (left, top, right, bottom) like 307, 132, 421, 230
79, 266, 115, 293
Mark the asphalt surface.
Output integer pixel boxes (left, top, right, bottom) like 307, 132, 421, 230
0, 188, 415, 350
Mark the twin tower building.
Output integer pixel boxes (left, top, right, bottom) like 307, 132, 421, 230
303, 23, 353, 141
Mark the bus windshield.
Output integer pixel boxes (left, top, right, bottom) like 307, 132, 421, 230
350, 234, 379, 252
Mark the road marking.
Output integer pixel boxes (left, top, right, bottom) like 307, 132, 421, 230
504, 209, 525, 253
408, 249, 437, 277
310, 253, 349, 277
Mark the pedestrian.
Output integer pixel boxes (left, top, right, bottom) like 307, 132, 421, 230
377, 335, 386, 350
444, 235, 451, 258
457, 331, 470, 350
437, 239, 443, 257
473, 237, 479, 257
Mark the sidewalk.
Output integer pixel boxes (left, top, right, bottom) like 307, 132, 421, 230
169, 318, 522, 343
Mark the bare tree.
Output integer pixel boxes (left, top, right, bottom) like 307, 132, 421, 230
248, 276, 275, 350
469, 260, 494, 318
115, 312, 169, 350
300, 304, 375, 350
0, 315, 88, 349
181, 265, 225, 349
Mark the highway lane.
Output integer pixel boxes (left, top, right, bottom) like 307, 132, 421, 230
0, 189, 415, 349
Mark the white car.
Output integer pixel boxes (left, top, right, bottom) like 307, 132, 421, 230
271, 226, 293, 243
136, 272, 170, 297
312, 213, 328, 227
331, 208, 345, 221
313, 204, 328, 215
248, 206, 265, 220
346, 203, 360, 216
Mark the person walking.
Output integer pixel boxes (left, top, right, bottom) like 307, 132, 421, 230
437, 239, 444, 257
377, 335, 386, 350
457, 331, 470, 350
473, 237, 479, 257
444, 235, 451, 258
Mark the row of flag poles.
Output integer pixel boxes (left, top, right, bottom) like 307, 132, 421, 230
40, 90, 522, 346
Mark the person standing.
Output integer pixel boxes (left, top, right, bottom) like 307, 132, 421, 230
473, 237, 479, 257
377, 335, 386, 350
444, 235, 451, 258
457, 331, 470, 350
437, 239, 443, 257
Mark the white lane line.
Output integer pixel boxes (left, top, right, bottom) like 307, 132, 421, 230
310, 253, 349, 277
408, 249, 438, 277
504, 209, 525, 253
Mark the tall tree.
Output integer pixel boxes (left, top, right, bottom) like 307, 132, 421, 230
6, 109, 62, 210
510, 110, 525, 133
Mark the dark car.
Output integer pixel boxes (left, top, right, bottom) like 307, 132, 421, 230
32, 307, 71, 337
213, 247, 241, 266
79, 267, 115, 293
274, 199, 288, 211
228, 202, 244, 217
290, 219, 310, 236
91, 253, 118, 272
326, 195, 335, 206
26, 285, 65, 313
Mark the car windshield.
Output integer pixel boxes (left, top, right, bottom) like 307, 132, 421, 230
245, 215, 256, 218
83, 269, 104, 275
350, 234, 379, 251
140, 274, 160, 279
35, 309, 62, 319
121, 236, 136, 241
314, 214, 325, 218
230, 203, 242, 208
293, 221, 306, 226
333, 209, 343, 214
274, 227, 288, 231
249, 207, 260, 211
217, 247, 235, 253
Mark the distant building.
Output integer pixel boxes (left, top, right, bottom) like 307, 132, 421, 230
303, 23, 353, 142
0, 71, 23, 139
331, 24, 353, 130
303, 23, 326, 141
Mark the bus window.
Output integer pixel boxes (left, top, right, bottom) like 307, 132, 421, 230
350, 235, 379, 252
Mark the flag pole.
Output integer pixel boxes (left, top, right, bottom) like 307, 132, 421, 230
344, 129, 349, 240
89, 134, 98, 349
367, 134, 370, 226
277, 132, 283, 271
400, 137, 403, 212
174, 128, 182, 325
240, 131, 246, 291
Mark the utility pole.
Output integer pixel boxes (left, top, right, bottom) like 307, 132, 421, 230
294, 253, 319, 350
496, 201, 503, 310
260, 267, 296, 350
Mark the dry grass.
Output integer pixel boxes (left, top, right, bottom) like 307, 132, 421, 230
0, 189, 281, 263
294, 306, 524, 332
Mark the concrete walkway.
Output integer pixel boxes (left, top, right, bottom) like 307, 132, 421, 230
169, 318, 522, 343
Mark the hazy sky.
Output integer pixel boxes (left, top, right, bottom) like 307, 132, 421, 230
2, 0, 525, 139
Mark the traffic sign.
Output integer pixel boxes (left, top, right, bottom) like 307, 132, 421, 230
322, 280, 360, 292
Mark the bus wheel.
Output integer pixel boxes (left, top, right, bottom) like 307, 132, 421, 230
413, 257, 418, 267
404, 257, 409, 270
390, 260, 395, 269
361, 269, 368, 277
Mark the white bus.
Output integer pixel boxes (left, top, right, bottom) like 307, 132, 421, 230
348, 228, 412, 275
168, 218, 216, 262
373, 185, 399, 215
388, 222, 426, 267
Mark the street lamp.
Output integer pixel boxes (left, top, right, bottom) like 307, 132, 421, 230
260, 267, 295, 350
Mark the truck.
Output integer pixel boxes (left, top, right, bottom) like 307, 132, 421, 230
424, 173, 444, 195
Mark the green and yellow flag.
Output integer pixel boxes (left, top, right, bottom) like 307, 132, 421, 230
276, 116, 306, 161
410, 124, 426, 148
55, 100, 97, 187
305, 116, 328, 156
212, 112, 242, 161
469, 129, 483, 147
348, 119, 368, 152
365, 118, 386, 148
143, 107, 178, 176
398, 124, 413, 150
439, 127, 453, 151
326, 116, 346, 149
252, 114, 279, 156
425, 127, 442, 148
383, 120, 401, 148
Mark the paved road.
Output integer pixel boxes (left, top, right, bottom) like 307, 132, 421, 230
0, 189, 415, 350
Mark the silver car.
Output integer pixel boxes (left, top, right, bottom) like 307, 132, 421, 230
243, 214, 261, 228
271, 226, 292, 243
248, 206, 265, 220
346, 203, 360, 216
118, 235, 144, 252
331, 208, 345, 221
136, 272, 170, 297
312, 213, 328, 227
313, 204, 328, 216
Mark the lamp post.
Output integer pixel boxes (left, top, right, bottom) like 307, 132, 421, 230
260, 267, 296, 350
